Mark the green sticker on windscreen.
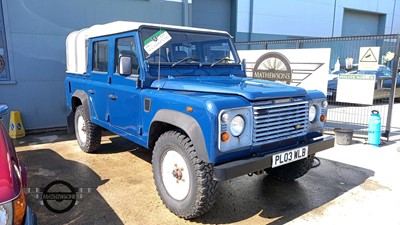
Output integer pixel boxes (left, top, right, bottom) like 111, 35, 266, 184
144, 30, 172, 55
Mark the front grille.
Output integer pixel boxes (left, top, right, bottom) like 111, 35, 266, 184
253, 101, 309, 146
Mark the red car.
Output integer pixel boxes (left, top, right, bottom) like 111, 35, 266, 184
0, 105, 37, 225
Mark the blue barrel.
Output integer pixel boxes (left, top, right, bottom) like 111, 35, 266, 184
368, 110, 381, 146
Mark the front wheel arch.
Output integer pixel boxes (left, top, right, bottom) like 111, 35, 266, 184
149, 109, 209, 162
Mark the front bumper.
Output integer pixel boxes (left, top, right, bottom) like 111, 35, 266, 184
213, 135, 335, 181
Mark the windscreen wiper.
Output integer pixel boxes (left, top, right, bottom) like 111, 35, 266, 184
171, 57, 197, 67
210, 57, 234, 67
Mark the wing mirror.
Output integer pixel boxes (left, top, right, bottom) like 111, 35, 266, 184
119, 56, 132, 76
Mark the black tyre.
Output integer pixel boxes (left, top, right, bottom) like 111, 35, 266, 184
266, 155, 314, 182
74, 105, 101, 153
152, 130, 218, 219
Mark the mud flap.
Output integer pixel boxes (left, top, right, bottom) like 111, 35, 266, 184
67, 111, 75, 134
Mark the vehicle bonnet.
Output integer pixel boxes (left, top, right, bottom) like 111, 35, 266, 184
150, 76, 307, 100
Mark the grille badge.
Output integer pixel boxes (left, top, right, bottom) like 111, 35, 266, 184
274, 98, 291, 104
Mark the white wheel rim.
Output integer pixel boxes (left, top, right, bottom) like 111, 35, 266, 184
161, 150, 190, 201
77, 115, 87, 144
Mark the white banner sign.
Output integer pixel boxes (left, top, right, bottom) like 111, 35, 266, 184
336, 74, 376, 105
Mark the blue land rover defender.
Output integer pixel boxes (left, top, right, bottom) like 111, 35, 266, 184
65, 21, 334, 219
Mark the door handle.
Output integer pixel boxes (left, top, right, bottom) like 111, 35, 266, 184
88, 89, 95, 94
108, 94, 117, 100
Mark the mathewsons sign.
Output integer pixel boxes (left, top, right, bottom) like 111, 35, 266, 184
238, 48, 331, 95
252, 52, 292, 84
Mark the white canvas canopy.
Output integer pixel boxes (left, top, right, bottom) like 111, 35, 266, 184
66, 21, 229, 74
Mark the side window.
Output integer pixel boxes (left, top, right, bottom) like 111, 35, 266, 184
115, 36, 139, 75
92, 40, 108, 72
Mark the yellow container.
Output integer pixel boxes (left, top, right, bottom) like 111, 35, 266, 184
9, 111, 25, 138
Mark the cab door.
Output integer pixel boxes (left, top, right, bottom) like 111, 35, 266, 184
87, 38, 111, 125
107, 33, 142, 137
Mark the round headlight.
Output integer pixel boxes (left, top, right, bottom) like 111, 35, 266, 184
230, 115, 245, 137
309, 105, 317, 122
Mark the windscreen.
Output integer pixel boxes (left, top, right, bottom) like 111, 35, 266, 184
140, 27, 239, 65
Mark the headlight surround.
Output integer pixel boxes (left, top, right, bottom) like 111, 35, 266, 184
307, 98, 327, 132
230, 115, 245, 137
219, 107, 252, 152
309, 105, 317, 122
0, 191, 27, 225
0, 202, 13, 225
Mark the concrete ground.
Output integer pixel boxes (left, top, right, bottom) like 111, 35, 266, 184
14, 131, 400, 225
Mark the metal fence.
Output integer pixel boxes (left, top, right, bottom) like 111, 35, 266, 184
235, 34, 400, 140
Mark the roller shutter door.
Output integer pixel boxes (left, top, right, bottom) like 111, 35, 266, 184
342, 9, 379, 36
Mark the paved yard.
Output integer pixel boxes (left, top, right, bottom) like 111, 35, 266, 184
14, 132, 400, 225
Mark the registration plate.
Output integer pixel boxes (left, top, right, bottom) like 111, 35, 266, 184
272, 146, 308, 168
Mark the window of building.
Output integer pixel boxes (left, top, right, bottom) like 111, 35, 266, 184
0, 2, 10, 82
92, 40, 109, 72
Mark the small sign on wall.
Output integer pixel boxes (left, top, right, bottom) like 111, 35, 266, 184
358, 47, 380, 71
